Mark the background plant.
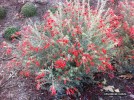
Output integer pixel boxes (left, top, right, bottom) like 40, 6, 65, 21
0, 6, 6, 19
9, 0, 121, 97
21, 2, 37, 17
49, 6, 58, 14
3, 27, 20, 40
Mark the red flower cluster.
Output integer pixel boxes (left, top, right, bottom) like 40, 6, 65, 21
57, 37, 69, 45
66, 87, 77, 95
55, 59, 66, 69
19, 71, 30, 77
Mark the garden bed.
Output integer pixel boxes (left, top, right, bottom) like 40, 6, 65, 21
0, 0, 134, 100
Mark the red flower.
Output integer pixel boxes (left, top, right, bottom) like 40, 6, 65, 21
24, 71, 30, 77
110, 0, 115, 3
98, 66, 105, 71
44, 43, 50, 49
129, 26, 134, 38
35, 61, 40, 67
99, 19, 105, 29
50, 86, 56, 96
57, 37, 69, 45
102, 62, 113, 70
55, 59, 66, 69
117, 37, 123, 46
35, 72, 45, 80
109, 9, 114, 16
64, 79, 67, 85
72, 50, 79, 57
123, 21, 129, 31
82, 53, 93, 61
86, 67, 90, 74
75, 25, 82, 34
34, 47, 39, 52
66, 88, 77, 95
6, 48, 12, 55
101, 48, 107, 54
15, 32, 21, 35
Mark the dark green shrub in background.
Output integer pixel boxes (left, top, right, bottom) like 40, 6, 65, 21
49, 6, 57, 14
3, 27, 19, 40
21, 2, 37, 17
0, 7, 6, 19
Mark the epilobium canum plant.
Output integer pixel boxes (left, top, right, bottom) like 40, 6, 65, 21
7, 0, 121, 96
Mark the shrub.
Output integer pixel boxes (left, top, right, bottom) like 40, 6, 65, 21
49, 6, 58, 14
3, 27, 20, 40
10, 0, 120, 97
114, 0, 134, 68
21, 2, 37, 17
0, 7, 6, 19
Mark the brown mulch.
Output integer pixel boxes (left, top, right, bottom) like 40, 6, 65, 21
86, 73, 134, 100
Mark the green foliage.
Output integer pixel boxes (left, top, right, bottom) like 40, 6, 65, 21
21, 2, 37, 17
49, 6, 57, 14
0, 7, 6, 19
3, 27, 19, 40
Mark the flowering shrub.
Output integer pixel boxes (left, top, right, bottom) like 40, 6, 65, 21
8, 0, 121, 96
115, 0, 134, 67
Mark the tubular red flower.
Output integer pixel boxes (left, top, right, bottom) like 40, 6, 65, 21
129, 26, 134, 38
6, 48, 12, 55
101, 48, 107, 54
66, 88, 77, 95
35, 61, 40, 67
50, 86, 56, 96
55, 59, 66, 69
35, 72, 45, 80
98, 66, 105, 71
57, 38, 69, 45
24, 71, 30, 77
44, 43, 50, 49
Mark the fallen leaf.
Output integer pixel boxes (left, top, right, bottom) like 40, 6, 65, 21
103, 86, 114, 92
130, 94, 134, 99
114, 89, 120, 92
119, 74, 133, 79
